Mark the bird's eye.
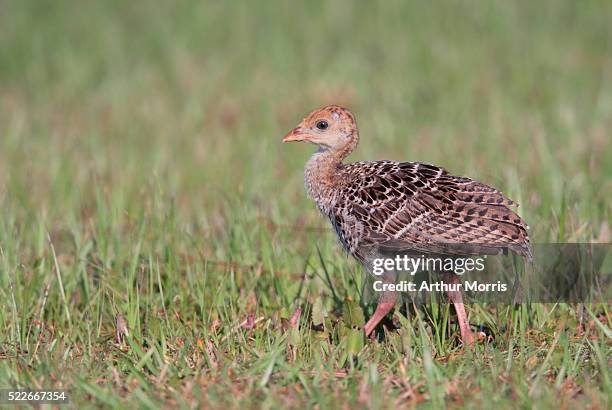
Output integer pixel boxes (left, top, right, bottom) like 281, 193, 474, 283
315, 120, 329, 130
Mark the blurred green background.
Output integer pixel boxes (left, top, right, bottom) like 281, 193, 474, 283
0, 0, 610, 407
1, 0, 610, 235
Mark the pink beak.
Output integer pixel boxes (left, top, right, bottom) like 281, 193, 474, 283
282, 127, 304, 142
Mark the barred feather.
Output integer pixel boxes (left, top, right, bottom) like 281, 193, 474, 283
286, 105, 532, 271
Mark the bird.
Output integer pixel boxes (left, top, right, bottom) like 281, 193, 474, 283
282, 105, 531, 345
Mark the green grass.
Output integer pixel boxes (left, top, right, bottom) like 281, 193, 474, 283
0, 0, 611, 408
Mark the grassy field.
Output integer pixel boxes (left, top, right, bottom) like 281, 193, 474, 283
0, 0, 611, 408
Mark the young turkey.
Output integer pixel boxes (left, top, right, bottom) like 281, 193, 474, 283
283, 105, 530, 345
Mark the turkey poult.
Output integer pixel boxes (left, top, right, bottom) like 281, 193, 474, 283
283, 105, 530, 345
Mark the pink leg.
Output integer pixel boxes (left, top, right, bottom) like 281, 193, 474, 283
365, 269, 398, 336
443, 272, 474, 347
365, 289, 398, 336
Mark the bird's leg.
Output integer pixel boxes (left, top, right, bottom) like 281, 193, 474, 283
364, 292, 397, 337
443, 272, 474, 347
365, 270, 398, 337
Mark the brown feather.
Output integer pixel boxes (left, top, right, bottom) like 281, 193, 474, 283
286, 105, 532, 270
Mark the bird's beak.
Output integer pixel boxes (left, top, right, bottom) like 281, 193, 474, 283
282, 127, 305, 142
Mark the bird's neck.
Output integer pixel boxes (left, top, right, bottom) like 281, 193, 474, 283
304, 138, 356, 207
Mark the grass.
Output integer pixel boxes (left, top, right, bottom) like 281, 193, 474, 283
0, 0, 611, 408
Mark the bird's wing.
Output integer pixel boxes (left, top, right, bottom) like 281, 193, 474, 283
332, 161, 531, 260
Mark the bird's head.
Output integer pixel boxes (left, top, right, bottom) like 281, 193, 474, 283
282, 105, 358, 151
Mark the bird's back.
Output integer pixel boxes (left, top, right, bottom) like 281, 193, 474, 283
324, 160, 531, 263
